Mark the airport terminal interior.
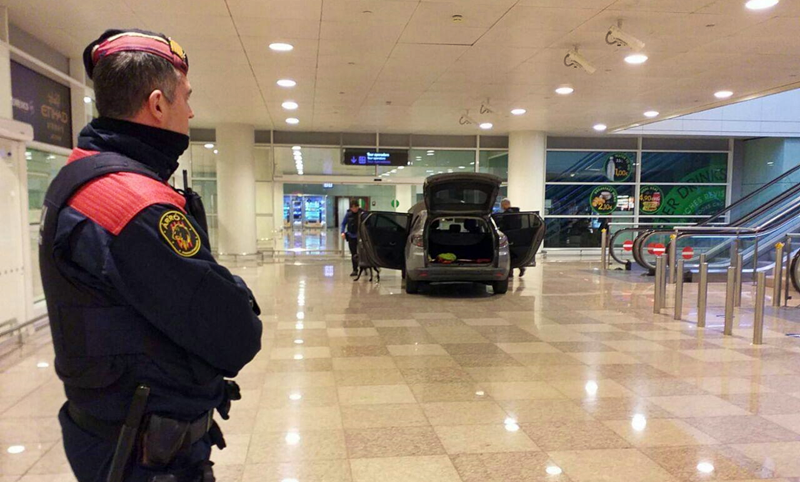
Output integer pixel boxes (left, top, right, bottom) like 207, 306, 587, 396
6, 0, 800, 480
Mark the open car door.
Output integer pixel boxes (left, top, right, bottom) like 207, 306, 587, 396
357, 211, 411, 270
492, 212, 546, 269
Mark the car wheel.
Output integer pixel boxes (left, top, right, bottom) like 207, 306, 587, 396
493, 279, 509, 294
406, 278, 419, 294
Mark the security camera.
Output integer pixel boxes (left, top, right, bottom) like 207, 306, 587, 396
459, 113, 476, 125
564, 49, 596, 74
606, 25, 645, 52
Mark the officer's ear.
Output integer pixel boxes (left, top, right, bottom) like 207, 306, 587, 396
146, 89, 167, 123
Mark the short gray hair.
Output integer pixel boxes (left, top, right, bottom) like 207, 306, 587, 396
93, 51, 181, 119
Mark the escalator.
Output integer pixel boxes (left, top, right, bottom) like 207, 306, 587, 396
665, 201, 800, 280
611, 162, 800, 270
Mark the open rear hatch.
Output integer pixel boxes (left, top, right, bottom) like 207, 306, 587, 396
427, 217, 495, 266
424, 173, 502, 216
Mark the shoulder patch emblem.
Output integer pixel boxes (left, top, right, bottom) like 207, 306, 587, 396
159, 211, 201, 257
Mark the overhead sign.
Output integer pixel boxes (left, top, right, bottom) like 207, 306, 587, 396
590, 185, 618, 215
323, 183, 334, 189
343, 148, 409, 167
11, 61, 72, 149
605, 153, 633, 182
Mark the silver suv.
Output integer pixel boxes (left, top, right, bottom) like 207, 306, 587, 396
358, 173, 545, 294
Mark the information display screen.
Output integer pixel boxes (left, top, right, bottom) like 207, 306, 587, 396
342, 148, 409, 167
11, 61, 72, 149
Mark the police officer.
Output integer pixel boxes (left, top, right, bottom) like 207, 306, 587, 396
499, 198, 526, 277
341, 200, 364, 276
39, 29, 262, 482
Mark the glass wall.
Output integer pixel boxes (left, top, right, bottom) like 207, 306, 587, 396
478, 151, 508, 180
187, 144, 219, 250
544, 151, 637, 248
26, 148, 68, 301
377, 149, 475, 178
544, 150, 729, 248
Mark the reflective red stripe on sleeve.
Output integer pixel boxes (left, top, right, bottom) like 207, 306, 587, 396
68, 173, 186, 235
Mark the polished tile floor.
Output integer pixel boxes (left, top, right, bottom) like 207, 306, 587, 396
3, 259, 800, 481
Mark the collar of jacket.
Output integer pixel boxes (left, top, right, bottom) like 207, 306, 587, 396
77, 117, 190, 181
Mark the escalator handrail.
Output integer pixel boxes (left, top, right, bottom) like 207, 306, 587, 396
701, 159, 800, 225
631, 166, 800, 269
634, 189, 800, 268
636, 202, 800, 270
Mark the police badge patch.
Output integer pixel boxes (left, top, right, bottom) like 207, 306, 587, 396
159, 211, 201, 257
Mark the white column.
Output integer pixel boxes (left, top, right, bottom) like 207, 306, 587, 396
0, 8, 12, 119
69, 58, 90, 147
273, 181, 284, 235
216, 124, 257, 255
395, 184, 413, 213
508, 131, 547, 213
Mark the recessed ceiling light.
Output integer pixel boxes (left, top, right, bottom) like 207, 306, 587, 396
204, 143, 214, 149
458, 166, 466, 169
745, 0, 779, 10
697, 462, 715, 474
277, 79, 297, 88
593, 124, 607, 131
285, 432, 301, 445
511, 108, 527, 115
282, 101, 299, 110
624, 54, 648, 64
715, 90, 734, 99
269, 42, 294, 52
7, 446, 25, 455
292, 146, 302, 151
546, 466, 563, 475
213, 149, 218, 154
644, 110, 659, 118
36, 361, 49, 368
555, 86, 574, 95
479, 122, 493, 130
83, 96, 92, 104
286, 118, 300, 125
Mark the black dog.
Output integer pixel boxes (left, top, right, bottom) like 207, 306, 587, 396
354, 266, 380, 282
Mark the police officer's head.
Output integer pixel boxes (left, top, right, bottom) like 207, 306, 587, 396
350, 201, 360, 213
84, 29, 194, 135
501, 198, 511, 211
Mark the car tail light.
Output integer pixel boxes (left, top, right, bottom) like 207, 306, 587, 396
412, 235, 424, 247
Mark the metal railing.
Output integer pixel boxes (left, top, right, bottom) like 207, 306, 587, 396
648, 240, 794, 346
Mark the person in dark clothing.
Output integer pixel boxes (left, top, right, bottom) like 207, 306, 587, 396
499, 198, 526, 278
341, 201, 364, 276
39, 29, 262, 482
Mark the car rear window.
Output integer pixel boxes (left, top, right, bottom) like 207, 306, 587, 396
433, 185, 490, 207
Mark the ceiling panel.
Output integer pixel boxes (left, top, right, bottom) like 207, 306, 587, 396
5, 0, 800, 134
322, 0, 418, 23
233, 17, 321, 40
226, 0, 323, 20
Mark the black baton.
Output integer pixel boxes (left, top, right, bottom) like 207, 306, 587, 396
107, 384, 150, 482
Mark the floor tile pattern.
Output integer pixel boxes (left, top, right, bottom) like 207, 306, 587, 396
2, 259, 800, 481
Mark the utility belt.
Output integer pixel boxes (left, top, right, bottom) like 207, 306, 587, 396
68, 399, 224, 481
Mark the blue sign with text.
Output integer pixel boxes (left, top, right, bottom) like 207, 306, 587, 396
342, 148, 408, 167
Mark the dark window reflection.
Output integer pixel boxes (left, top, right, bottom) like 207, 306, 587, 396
545, 218, 634, 248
